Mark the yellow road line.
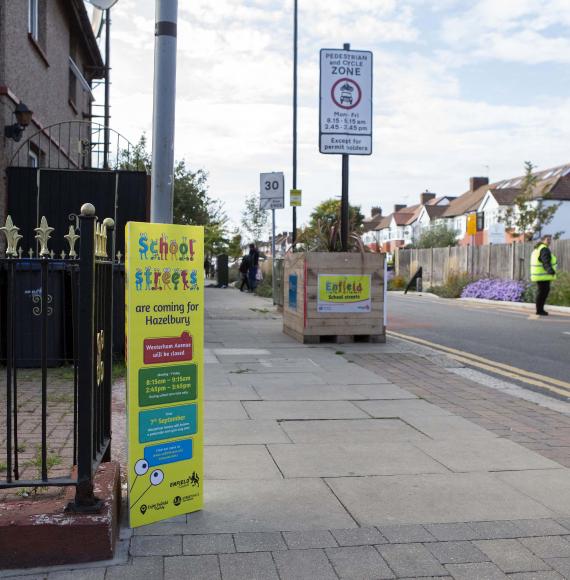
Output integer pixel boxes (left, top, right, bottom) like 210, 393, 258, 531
388, 330, 570, 398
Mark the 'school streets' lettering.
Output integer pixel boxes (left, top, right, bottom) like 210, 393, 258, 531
135, 232, 200, 293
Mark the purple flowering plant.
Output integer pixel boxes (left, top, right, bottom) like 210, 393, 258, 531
461, 278, 528, 302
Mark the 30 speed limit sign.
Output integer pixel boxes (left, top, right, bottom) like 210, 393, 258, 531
259, 172, 285, 210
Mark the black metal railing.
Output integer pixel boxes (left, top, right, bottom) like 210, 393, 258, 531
0, 204, 115, 511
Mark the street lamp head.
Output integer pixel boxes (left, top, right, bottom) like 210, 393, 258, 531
4, 102, 34, 142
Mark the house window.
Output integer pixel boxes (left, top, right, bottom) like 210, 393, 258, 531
28, 150, 39, 168
476, 212, 485, 231
29, 0, 39, 39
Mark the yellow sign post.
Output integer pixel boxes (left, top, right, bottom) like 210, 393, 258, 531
125, 222, 204, 527
290, 189, 302, 207
466, 213, 477, 236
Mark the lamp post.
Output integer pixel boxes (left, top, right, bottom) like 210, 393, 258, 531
151, 0, 178, 224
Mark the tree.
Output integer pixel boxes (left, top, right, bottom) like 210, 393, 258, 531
414, 224, 458, 249
240, 193, 269, 244
309, 198, 364, 230
298, 198, 366, 252
501, 161, 561, 241
227, 229, 244, 260
119, 135, 229, 256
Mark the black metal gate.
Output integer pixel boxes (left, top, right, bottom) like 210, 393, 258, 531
1, 204, 115, 510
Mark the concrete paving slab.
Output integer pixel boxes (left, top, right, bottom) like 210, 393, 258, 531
282, 530, 338, 550
252, 383, 417, 401
473, 539, 551, 573
229, 373, 326, 387
377, 543, 448, 577
213, 348, 270, 356
353, 399, 454, 418
205, 445, 282, 480
496, 470, 570, 515
205, 385, 259, 401
243, 401, 368, 420
181, 479, 357, 533
204, 420, 291, 445
268, 442, 448, 477
546, 558, 570, 577
204, 401, 249, 420
519, 536, 570, 558
445, 562, 508, 579
351, 384, 418, 399
234, 532, 287, 552
424, 541, 488, 564
326, 545, 395, 579
273, 549, 338, 580
325, 473, 555, 525
164, 555, 221, 580
182, 534, 235, 555
252, 384, 369, 401
279, 418, 428, 444
219, 552, 278, 580
330, 527, 387, 546
414, 438, 563, 473
319, 370, 387, 385
403, 416, 499, 439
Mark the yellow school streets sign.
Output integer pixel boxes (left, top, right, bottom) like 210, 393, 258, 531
317, 274, 371, 313
125, 222, 204, 528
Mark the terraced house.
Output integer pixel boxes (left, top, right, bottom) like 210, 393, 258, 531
363, 164, 570, 251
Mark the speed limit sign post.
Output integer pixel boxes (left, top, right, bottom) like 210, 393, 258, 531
260, 172, 284, 304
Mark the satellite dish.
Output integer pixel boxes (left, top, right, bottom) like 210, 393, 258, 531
85, 0, 120, 9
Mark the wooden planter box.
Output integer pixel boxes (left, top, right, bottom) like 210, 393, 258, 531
283, 252, 385, 344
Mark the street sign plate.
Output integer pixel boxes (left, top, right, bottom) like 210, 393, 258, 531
319, 48, 373, 155
260, 172, 284, 210
290, 189, 302, 207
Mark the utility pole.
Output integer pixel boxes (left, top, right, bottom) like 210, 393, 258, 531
151, 0, 178, 224
291, 0, 298, 245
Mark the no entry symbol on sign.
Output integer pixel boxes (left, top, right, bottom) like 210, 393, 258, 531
331, 78, 362, 110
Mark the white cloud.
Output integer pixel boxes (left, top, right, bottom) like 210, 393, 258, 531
102, 0, 570, 233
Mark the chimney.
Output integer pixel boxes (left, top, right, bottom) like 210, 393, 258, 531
394, 204, 406, 213
420, 191, 436, 205
371, 206, 382, 217
470, 177, 489, 192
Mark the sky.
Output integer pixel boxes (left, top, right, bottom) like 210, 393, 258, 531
94, 0, 570, 236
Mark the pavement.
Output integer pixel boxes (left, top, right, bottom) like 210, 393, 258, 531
5, 287, 570, 579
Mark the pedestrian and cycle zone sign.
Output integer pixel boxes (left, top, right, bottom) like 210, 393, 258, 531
125, 221, 204, 527
319, 48, 373, 155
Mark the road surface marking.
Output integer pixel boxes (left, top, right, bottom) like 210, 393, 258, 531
388, 330, 570, 399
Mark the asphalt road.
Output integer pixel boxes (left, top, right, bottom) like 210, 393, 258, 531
386, 293, 570, 387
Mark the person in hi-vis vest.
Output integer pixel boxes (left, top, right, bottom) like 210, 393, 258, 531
530, 234, 557, 316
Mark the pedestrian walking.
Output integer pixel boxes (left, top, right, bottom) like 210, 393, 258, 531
239, 255, 251, 292
248, 243, 260, 291
204, 257, 211, 279
530, 234, 557, 316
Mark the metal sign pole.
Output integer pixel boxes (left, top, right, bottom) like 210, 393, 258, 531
151, 0, 178, 224
340, 42, 350, 252
272, 208, 276, 304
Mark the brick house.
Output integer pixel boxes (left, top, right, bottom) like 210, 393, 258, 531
0, 0, 104, 231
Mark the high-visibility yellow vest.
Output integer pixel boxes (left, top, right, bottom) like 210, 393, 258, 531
530, 243, 557, 282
